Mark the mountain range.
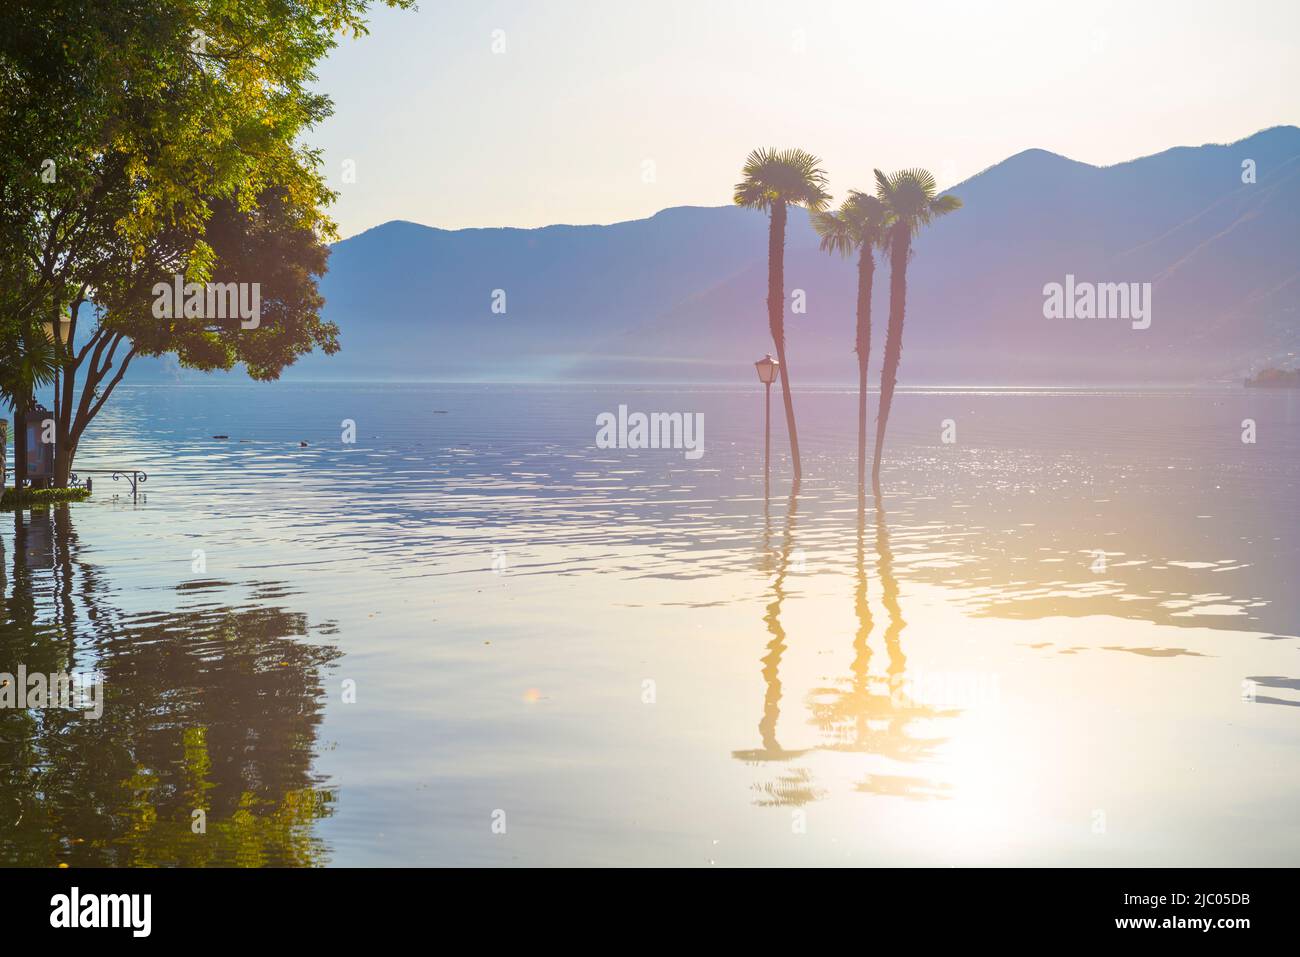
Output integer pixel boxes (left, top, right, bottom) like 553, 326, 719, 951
138, 125, 1300, 386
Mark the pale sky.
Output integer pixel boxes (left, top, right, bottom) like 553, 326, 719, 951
312, 0, 1300, 238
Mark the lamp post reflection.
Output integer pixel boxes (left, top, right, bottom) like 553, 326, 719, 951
733, 480, 820, 806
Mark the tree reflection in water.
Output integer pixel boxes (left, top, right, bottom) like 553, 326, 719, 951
735, 489, 958, 806
0, 507, 339, 867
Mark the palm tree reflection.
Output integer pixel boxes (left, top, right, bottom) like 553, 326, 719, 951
847, 494, 955, 798
808, 497, 954, 769
0, 506, 339, 866
736, 490, 957, 806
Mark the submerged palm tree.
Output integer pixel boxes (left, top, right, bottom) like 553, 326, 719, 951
871, 169, 961, 490
812, 191, 888, 499
735, 148, 830, 482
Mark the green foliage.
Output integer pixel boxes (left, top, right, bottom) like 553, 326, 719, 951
0, 509, 342, 866
813, 191, 890, 258
0, 0, 411, 372
734, 147, 832, 212
127, 186, 337, 377
0, 0, 410, 482
1, 486, 91, 510
872, 167, 963, 236
0, 324, 58, 410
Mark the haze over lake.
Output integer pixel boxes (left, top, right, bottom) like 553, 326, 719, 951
3, 382, 1296, 866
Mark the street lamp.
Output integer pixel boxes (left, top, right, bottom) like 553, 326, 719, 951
754, 353, 779, 495
42, 315, 72, 347
42, 314, 72, 445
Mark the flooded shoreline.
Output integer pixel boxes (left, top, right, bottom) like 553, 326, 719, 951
2, 384, 1297, 865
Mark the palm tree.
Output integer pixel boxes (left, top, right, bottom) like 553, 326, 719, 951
812, 191, 888, 499
735, 148, 830, 482
0, 323, 59, 494
870, 169, 961, 491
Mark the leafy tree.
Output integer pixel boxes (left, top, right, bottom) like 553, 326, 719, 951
0, 0, 411, 485
51, 188, 335, 485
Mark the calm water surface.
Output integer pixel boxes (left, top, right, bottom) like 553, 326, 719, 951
2, 383, 1298, 866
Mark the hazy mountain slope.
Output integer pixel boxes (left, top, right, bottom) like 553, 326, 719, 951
309, 205, 776, 379
591, 126, 1300, 384
129, 126, 1300, 385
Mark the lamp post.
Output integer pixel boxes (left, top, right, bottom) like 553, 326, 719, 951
42, 314, 71, 412
42, 315, 72, 346
754, 353, 779, 496
41, 315, 72, 487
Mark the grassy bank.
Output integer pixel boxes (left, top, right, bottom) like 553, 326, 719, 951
1, 486, 92, 511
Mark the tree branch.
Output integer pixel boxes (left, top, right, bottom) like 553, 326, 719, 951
81, 346, 137, 430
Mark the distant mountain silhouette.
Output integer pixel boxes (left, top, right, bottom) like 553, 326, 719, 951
137, 126, 1300, 385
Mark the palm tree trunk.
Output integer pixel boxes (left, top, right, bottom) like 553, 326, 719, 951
855, 247, 875, 500
872, 227, 910, 491
767, 199, 801, 481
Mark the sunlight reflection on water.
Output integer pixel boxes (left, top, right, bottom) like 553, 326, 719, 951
2, 384, 1298, 865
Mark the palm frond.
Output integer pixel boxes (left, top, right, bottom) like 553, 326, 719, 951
812, 209, 854, 257
814, 190, 892, 256
736, 147, 831, 211
733, 177, 772, 211
843, 191, 891, 248
929, 194, 963, 215
874, 168, 960, 232
0, 326, 58, 408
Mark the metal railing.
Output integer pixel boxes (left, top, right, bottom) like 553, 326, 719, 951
69, 469, 149, 499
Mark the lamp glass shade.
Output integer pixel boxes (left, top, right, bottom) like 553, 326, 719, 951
754, 354, 779, 385
43, 316, 73, 344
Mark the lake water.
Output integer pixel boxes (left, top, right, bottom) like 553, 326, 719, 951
2, 382, 1298, 866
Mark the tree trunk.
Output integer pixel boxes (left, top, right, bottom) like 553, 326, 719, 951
52, 334, 136, 488
855, 246, 875, 501
54, 317, 79, 488
872, 226, 910, 491
767, 199, 801, 481
53, 437, 77, 488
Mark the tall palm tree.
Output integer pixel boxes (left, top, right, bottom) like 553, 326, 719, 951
735, 148, 830, 482
870, 168, 961, 491
812, 191, 888, 499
